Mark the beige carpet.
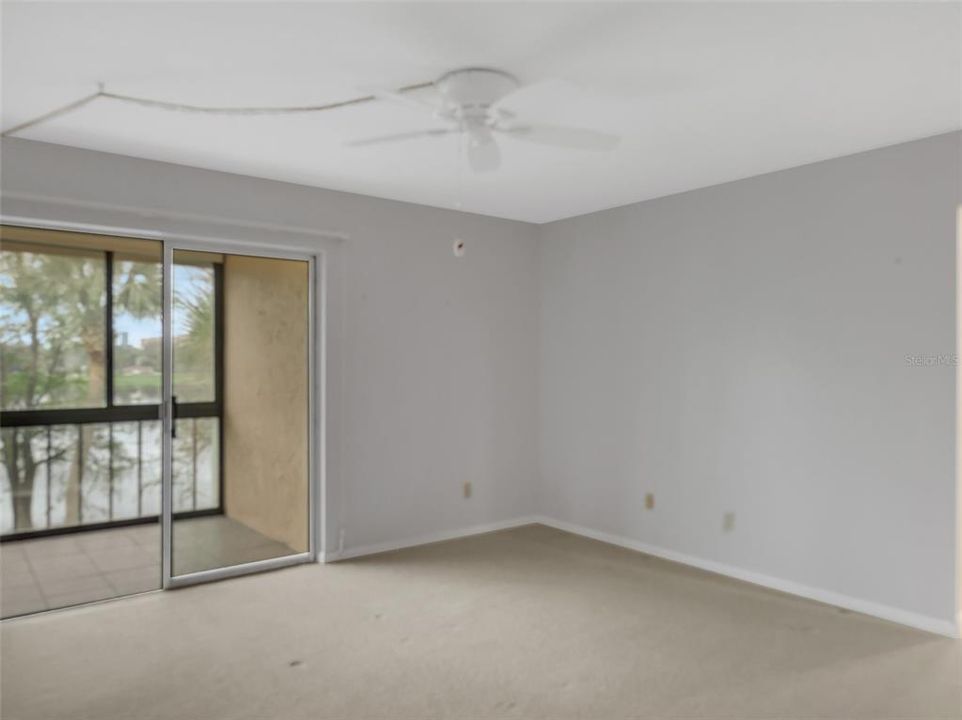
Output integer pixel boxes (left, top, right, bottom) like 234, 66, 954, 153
1, 524, 960, 719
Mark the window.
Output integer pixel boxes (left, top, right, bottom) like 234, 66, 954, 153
1, 244, 107, 410
112, 255, 163, 405
0, 227, 223, 536
172, 262, 216, 403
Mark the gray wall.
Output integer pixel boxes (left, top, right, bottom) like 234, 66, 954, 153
538, 131, 961, 627
4, 131, 959, 631
0, 138, 541, 556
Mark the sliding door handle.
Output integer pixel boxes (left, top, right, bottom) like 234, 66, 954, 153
170, 395, 178, 439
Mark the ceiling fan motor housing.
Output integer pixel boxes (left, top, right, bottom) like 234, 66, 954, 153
435, 68, 519, 124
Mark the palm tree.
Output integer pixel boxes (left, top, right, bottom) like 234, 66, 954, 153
1, 249, 162, 530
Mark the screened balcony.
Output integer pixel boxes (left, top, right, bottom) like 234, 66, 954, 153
1, 226, 308, 619
1, 228, 223, 540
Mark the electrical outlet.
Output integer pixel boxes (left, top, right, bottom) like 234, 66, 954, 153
645, 493, 655, 510
463, 481, 472, 499
723, 512, 736, 532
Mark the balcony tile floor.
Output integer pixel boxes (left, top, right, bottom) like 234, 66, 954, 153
0, 516, 295, 618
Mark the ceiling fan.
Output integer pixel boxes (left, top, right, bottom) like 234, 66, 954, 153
348, 68, 621, 173
1, 67, 620, 175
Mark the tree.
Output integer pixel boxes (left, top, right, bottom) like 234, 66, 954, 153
1, 248, 161, 530
1, 248, 219, 533
173, 264, 214, 401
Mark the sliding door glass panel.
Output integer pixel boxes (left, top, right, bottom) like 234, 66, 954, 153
110, 421, 152, 521
172, 417, 220, 513
170, 250, 309, 578
0, 226, 162, 619
1, 240, 106, 410
172, 258, 217, 404
113, 255, 162, 405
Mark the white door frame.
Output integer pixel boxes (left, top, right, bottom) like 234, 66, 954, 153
161, 237, 321, 589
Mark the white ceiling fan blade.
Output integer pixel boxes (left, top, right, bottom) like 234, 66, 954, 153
491, 78, 572, 115
346, 128, 454, 147
466, 128, 501, 173
499, 124, 620, 151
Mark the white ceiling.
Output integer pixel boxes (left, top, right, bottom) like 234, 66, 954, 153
2, 2, 960, 224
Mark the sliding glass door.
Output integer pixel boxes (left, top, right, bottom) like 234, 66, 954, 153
0, 226, 315, 616
165, 247, 313, 584
1, 226, 165, 617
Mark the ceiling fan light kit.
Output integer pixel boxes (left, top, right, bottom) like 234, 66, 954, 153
434, 68, 520, 122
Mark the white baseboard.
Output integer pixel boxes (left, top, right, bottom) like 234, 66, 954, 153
318, 513, 958, 638
321, 515, 540, 563
532, 515, 960, 639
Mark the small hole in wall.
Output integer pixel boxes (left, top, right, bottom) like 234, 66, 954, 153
453, 239, 466, 258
